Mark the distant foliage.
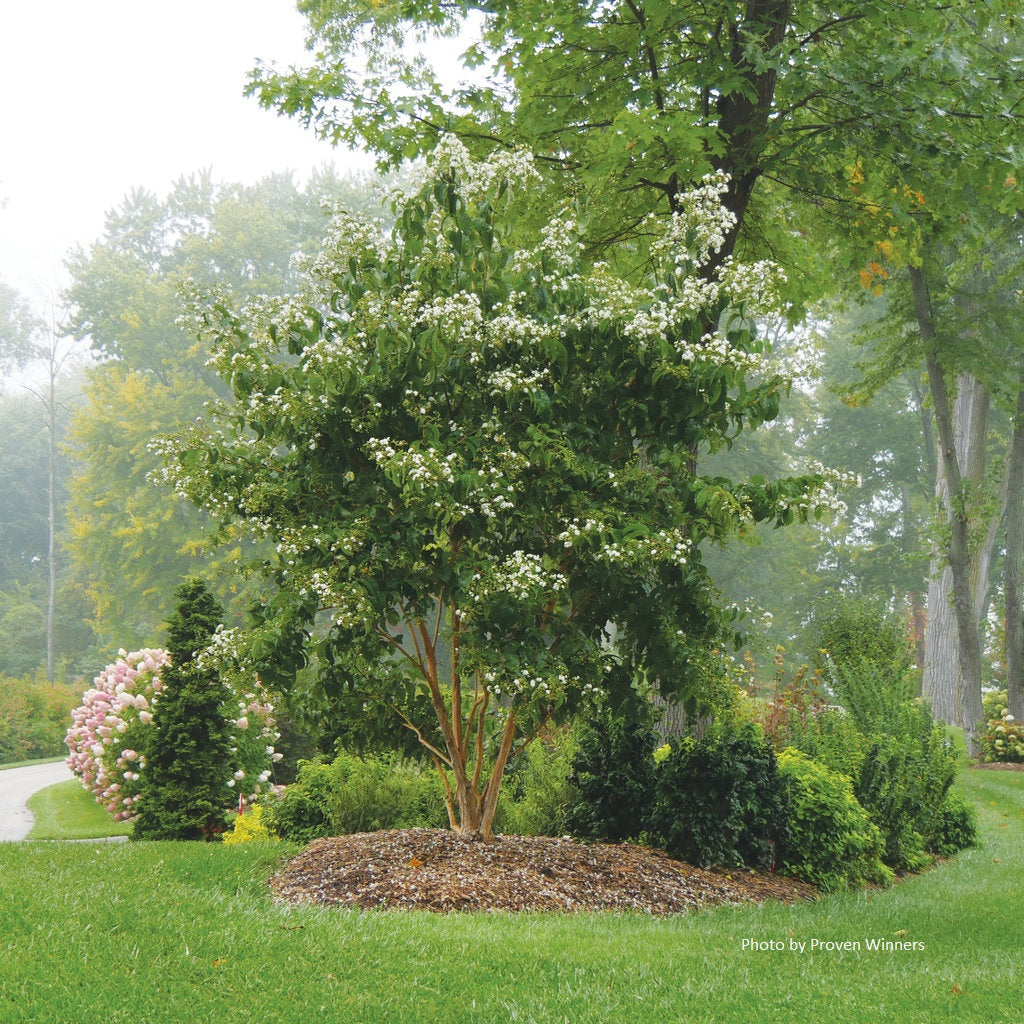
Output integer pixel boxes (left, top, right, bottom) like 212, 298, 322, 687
0, 673, 80, 764
811, 597, 914, 676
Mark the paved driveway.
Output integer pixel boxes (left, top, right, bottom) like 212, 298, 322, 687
0, 761, 74, 841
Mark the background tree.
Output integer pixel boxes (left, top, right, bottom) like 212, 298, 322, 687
159, 142, 842, 839
250, 1, 1016, 305
63, 171, 379, 649
132, 579, 233, 841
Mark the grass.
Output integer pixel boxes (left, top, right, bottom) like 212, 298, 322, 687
0, 756, 66, 771
26, 779, 133, 840
0, 769, 1020, 1023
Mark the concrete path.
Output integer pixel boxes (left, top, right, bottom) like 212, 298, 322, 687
0, 761, 74, 841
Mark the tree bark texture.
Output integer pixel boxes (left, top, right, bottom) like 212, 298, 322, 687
913, 265, 986, 753
1004, 389, 1024, 722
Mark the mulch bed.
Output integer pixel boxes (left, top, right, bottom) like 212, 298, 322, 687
971, 761, 1024, 771
269, 828, 817, 915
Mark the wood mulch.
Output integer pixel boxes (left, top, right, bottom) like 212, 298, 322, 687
269, 828, 817, 915
972, 761, 1024, 771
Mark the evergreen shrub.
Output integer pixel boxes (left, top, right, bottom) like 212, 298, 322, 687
927, 791, 977, 857
650, 723, 787, 869
132, 579, 234, 841
564, 709, 657, 843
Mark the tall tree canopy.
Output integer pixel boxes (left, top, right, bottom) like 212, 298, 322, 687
250, 0, 1020, 301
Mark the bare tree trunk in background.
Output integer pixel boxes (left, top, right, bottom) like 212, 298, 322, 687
46, 361, 56, 682
913, 266, 986, 754
922, 373, 990, 722
1004, 388, 1024, 722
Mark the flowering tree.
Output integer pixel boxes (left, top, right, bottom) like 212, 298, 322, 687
157, 141, 841, 839
66, 639, 279, 825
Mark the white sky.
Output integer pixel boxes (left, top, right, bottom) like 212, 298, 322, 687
0, 0, 367, 301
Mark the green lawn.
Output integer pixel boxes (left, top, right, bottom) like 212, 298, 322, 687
26, 779, 133, 840
0, 768, 1020, 1023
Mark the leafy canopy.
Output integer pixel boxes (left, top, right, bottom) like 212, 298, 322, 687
158, 141, 840, 834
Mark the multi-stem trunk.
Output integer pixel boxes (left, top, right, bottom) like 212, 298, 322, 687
405, 604, 519, 842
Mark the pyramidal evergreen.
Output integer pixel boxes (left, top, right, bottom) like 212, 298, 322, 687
132, 579, 232, 840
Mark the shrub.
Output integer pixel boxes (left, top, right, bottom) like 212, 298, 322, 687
760, 672, 866, 780
264, 758, 336, 844
64, 648, 170, 820
811, 596, 914, 677
650, 724, 787, 869
0, 673, 80, 764
328, 751, 446, 834
927, 791, 978, 857
825, 656, 958, 872
565, 709, 657, 843
503, 731, 578, 837
978, 691, 1024, 763
776, 748, 892, 891
222, 804, 278, 844
266, 750, 448, 843
855, 736, 934, 873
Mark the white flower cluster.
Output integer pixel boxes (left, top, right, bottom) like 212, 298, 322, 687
585, 262, 765, 373
716, 256, 788, 317
413, 289, 484, 337
480, 304, 570, 355
557, 517, 604, 548
600, 527, 693, 570
431, 134, 541, 204
482, 668, 580, 701
365, 437, 459, 489
468, 550, 566, 606
650, 171, 736, 268
196, 625, 247, 674
778, 459, 861, 519
507, 211, 586, 285
485, 365, 550, 398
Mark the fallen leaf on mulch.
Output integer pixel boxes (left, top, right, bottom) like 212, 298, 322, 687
269, 828, 817, 915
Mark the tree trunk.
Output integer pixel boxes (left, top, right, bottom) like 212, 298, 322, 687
922, 373, 991, 722
1004, 389, 1024, 721
913, 266, 986, 754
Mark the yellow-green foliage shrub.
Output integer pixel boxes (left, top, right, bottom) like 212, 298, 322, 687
222, 805, 277, 844
776, 748, 892, 891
